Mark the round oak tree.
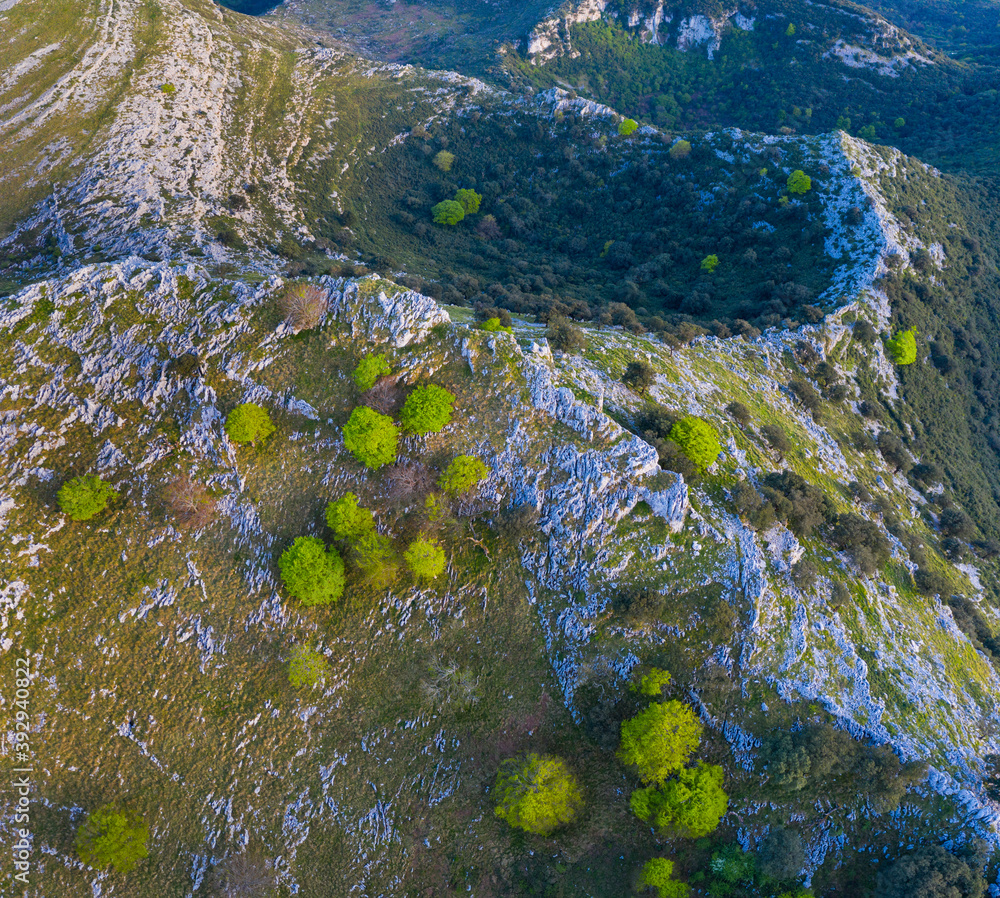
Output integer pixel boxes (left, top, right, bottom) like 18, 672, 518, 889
494, 753, 583, 836
630, 761, 728, 838
617, 700, 703, 785
278, 536, 345, 606
619, 118, 639, 136
668, 416, 721, 472
325, 493, 375, 542
432, 200, 465, 226
787, 170, 812, 194
343, 406, 399, 469
225, 403, 275, 445
58, 474, 118, 521
404, 537, 446, 581
400, 385, 456, 435
353, 353, 392, 391
75, 805, 149, 873
455, 189, 482, 214
438, 455, 490, 495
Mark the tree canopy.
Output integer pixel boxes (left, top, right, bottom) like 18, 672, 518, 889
287, 645, 329, 688
454, 188, 482, 214
343, 406, 399, 468
438, 455, 490, 494
619, 118, 639, 136
617, 700, 703, 785
630, 761, 728, 838
403, 537, 447, 580
787, 170, 812, 194
886, 327, 918, 365
278, 536, 345, 606
494, 753, 583, 835
638, 858, 689, 898
75, 805, 149, 873
325, 493, 375, 542
58, 474, 118, 521
432, 200, 466, 225
400, 384, 456, 434
353, 353, 392, 391
668, 416, 722, 472
225, 402, 275, 445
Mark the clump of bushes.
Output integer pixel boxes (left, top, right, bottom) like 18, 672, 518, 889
630, 761, 729, 839
760, 471, 835, 537
325, 492, 375, 541
278, 536, 345, 606
480, 317, 512, 334
225, 403, 275, 445
58, 474, 118, 522
343, 406, 399, 468
75, 805, 149, 873
279, 283, 327, 332
400, 385, 455, 435
827, 512, 891, 575
494, 753, 583, 835
637, 858, 688, 898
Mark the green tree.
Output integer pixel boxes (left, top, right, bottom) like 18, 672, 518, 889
404, 537, 447, 580
877, 845, 986, 898
785, 23, 796, 36
432, 200, 465, 226
433, 150, 455, 172
481, 317, 513, 334
325, 493, 375, 542
400, 384, 456, 435
343, 406, 399, 468
75, 805, 149, 873
278, 536, 345, 606
634, 668, 672, 697
58, 474, 118, 521
225, 403, 275, 445
438, 455, 490, 495
622, 360, 656, 393
353, 530, 399, 589
619, 118, 639, 136
668, 416, 721, 472
894, 117, 906, 129
287, 645, 329, 688
669, 140, 692, 160
630, 762, 728, 838
617, 701, 703, 785
353, 353, 391, 391
638, 858, 688, 898
494, 753, 583, 835
886, 327, 917, 365
455, 188, 482, 214
700, 254, 719, 273
786, 170, 812, 195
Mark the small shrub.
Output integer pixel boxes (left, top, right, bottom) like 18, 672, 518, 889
75, 805, 149, 873
325, 493, 375, 542
886, 328, 918, 365
668, 416, 721, 472
400, 384, 456, 435
343, 406, 399, 469
618, 701, 703, 785
789, 378, 822, 414
787, 170, 812, 194
438, 455, 490, 495
225, 403, 275, 445
619, 118, 639, 136
432, 200, 465, 225
726, 401, 751, 427
353, 353, 392, 392
404, 537, 446, 581
876, 430, 912, 474
278, 536, 345, 606
622, 360, 656, 392
58, 474, 118, 521
164, 474, 216, 529
494, 753, 583, 835
287, 645, 329, 688
279, 283, 327, 331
